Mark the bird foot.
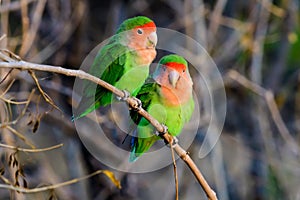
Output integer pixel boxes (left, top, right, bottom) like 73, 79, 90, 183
117, 90, 130, 101
167, 136, 178, 148
155, 124, 168, 136
130, 97, 142, 111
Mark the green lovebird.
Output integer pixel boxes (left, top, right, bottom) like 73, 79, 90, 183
129, 54, 195, 162
73, 16, 157, 120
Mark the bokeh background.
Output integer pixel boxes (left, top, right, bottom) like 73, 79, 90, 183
0, 0, 300, 199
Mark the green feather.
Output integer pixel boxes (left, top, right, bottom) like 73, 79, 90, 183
117, 16, 154, 33
73, 16, 153, 120
158, 54, 188, 66
129, 75, 194, 161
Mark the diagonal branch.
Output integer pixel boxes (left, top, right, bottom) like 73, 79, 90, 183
0, 55, 217, 200
225, 70, 300, 154
28, 70, 61, 112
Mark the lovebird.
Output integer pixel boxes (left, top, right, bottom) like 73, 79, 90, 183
129, 54, 195, 161
73, 16, 157, 120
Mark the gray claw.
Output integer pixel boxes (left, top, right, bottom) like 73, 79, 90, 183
158, 124, 168, 135
131, 97, 142, 111
167, 136, 178, 148
117, 90, 130, 101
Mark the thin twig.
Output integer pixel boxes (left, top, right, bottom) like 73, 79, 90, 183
0, 0, 10, 39
0, 79, 15, 97
19, 0, 47, 57
20, 0, 30, 58
0, 97, 29, 105
0, 49, 22, 62
0, 169, 120, 193
5, 126, 35, 149
207, 0, 227, 50
31, 0, 86, 62
0, 143, 63, 153
28, 70, 61, 112
0, 0, 36, 13
226, 70, 300, 154
250, 0, 270, 84
0, 68, 13, 84
0, 89, 35, 127
0, 56, 218, 200
256, 0, 285, 17
170, 143, 179, 200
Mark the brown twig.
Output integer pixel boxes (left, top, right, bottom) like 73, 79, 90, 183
0, 169, 120, 193
0, 0, 36, 13
0, 143, 63, 153
207, 0, 227, 50
20, 0, 30, 58
0, 89, 35, 127
250, 0, 270, 84
19, 0, 47, 57
31, 0, 86, 63
256, 0, 285, 17
28, 70, 61, 112
170, 143, 178, 200
0, 56, 218, 200
5, 126, 35, 148
225, 70, 300, 154
0, 68, 13, 84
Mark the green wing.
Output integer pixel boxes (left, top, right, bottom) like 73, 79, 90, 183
74, 39, 128, 119
129, 80, 161, 162
129, 79, 195, 161
130, 79, 158, 125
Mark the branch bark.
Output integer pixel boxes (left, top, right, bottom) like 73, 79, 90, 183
0, 55, 217, 200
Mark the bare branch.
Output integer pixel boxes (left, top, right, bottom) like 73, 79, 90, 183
225, 70, 300, 154
0, 170, 120, 193
170, 143, 178, 200
0, 89, 35, 127
5, 126, 35, 149
0, 143, 63, 153
19, 0, 47, 57
0, 55, 218, 200
28, 70, 61, 112
0, 0, 36, 13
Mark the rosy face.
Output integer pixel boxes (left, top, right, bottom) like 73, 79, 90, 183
154, 62, 193, 106
124, 22, 157, 65
128, 22, 157, 49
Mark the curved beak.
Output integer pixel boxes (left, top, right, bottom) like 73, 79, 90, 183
147, 31, 157, 48
168, 70, 180, 88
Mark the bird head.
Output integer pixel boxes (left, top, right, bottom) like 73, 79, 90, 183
154, 54, 193, 89
153, 55, 193, 106
117, 16, 157, 50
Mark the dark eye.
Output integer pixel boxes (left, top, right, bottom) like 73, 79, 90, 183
137, 28, 143, 35
183, 69, 185, 72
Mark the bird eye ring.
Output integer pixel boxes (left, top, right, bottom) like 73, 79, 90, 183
137, 28, 143, 35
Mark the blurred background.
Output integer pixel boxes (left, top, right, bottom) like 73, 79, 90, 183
0, 0, 300, 199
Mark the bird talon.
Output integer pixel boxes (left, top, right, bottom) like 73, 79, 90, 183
159, 124, 168, 135
167, 136, 178, 148
117, 90, 130, 101
131, 97, 142, 111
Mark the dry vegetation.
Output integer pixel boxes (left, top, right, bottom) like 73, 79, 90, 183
0, 0, 300, 200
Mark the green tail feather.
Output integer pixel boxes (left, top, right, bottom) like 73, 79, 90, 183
129, 136, 157, 162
